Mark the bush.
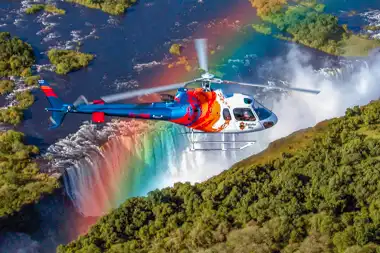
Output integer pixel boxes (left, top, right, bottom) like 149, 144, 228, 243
0, 130, 59, 217
25, 4, 65, 15
0, 80, 14, 95
67, 0, 137, 15
0, 32, 35, 77
169, 44, 182, 56
15, 90, 34, 110
25, 4, 45, 14
24, 75, 40, 86
48, 49, 94, 75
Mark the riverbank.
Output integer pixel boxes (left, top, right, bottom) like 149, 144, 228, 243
249, 0, 380, 56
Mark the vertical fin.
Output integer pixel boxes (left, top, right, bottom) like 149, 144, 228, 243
38, 80, 67, 129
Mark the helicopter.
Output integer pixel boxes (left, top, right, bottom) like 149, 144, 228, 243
39, 38, 320, 151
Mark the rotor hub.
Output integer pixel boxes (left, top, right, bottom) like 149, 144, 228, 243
201, 73, 214, 79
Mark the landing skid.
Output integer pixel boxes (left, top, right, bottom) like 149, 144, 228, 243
183, 129, 256, 151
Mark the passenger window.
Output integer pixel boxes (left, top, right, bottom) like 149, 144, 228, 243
233, 108, 256, 121
223, 108, 232, 120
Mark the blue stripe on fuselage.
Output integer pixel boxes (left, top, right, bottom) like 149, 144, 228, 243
75, 102, 190, 120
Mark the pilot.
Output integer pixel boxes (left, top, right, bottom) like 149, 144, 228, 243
243, 110, 255, 121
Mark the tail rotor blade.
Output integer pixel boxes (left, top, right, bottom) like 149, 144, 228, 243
195, 38, 208, 73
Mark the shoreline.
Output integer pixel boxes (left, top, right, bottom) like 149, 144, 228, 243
249, 0, 380, 57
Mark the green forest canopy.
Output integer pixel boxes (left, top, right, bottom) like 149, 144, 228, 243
58, 99, 380, 253
67, 0, 137, 15
48, 49, 94, 75
0, 32, 35, 77
0, 130, 59, 218
25, 4, 66, 15
0, 32, 38, 125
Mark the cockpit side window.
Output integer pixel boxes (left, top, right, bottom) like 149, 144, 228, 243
223, 108, 232, 120
233, 108, 256, 121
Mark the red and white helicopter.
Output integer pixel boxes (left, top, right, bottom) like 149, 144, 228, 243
40, 39, 320, 151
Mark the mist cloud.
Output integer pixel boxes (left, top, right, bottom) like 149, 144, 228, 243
164, 45, 380, 186
267, 45, 380, 141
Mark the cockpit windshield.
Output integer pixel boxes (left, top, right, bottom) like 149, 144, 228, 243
252, 100, 272, 120
233, 108, 256, 121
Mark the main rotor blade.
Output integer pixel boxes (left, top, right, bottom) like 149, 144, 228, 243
195, 38, 208, 73
221, 80, 321, 95
100, 81, 193, 103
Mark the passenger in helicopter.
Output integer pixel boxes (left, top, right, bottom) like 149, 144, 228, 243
243, 110, 256, 121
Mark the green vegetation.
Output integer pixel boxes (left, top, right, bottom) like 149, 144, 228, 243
0, 130, 59, 217
58, 100, 380, 253
0, 108, 23, 125
0, 32, 35, 77
252, 23, 272, 35
249, 0, 380, 56
0, 80, 15, 95
169, 44, 183, 56
48, 49, 94, 75
15, 91, 34, 110
0, 32, 38, 125
340, 34, 380, 57
365, 25, 380, 32
294, 0, 325, 12
0, 88, 36, 125
44, 4, 66, 14
67, 0, 137, 15
25, 4, 66, 15
25, 4, 44, 14
24, 75, 41, 86
0, 91, 34, 125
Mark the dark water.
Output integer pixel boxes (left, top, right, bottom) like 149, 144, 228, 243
0, 0, 379, 252
323, 0, 380, 33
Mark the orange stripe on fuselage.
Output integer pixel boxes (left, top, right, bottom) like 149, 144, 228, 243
189, 89, 221, 132
41, 86, 58, 98
171, 88, 224, 132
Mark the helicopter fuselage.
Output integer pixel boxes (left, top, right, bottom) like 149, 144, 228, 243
71, 88, 278, 133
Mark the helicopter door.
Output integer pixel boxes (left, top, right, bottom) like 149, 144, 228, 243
233, 108, 259, 131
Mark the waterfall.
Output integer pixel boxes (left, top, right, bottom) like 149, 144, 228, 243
45, 120, 253, 217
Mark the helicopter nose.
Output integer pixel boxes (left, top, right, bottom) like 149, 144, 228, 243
271, 112, 278, 125
262, 112, 278, 129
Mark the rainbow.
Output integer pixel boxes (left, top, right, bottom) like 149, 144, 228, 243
67, 0, 259, 240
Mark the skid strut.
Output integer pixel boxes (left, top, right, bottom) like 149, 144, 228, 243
188, 129, 256, 151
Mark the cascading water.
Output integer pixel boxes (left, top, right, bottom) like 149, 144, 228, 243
45, 120, 251, 217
